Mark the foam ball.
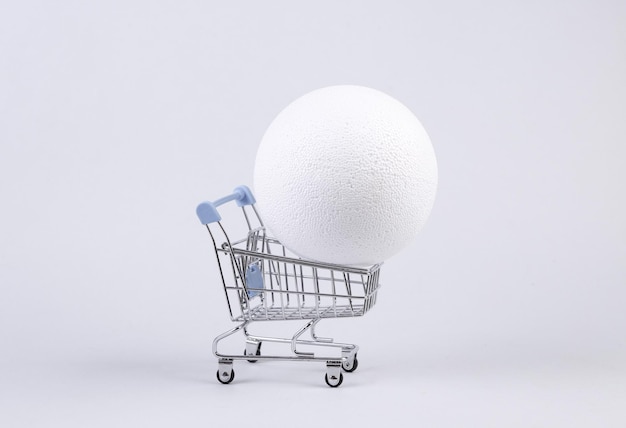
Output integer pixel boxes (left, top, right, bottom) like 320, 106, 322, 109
253, 85, 437, 265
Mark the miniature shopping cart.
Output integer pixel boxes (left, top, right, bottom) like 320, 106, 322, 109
196, 186, 381, 387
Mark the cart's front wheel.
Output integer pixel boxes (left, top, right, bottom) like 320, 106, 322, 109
325, 372, 343, 388
216, 368, 235, 384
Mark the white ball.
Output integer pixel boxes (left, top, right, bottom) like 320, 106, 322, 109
253, 85, 438, 265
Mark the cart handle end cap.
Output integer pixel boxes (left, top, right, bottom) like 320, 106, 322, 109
196, 202, 221, 224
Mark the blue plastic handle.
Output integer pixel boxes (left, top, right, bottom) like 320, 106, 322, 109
196, 185, 256, 224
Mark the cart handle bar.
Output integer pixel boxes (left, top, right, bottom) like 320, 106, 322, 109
196, 185, 256, 224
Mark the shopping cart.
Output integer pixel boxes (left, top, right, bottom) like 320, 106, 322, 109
196, 185, 381, 387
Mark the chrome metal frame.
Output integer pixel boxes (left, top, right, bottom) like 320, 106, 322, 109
203, 204, 381, 387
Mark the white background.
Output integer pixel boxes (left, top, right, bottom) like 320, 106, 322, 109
1, 1, 625, 426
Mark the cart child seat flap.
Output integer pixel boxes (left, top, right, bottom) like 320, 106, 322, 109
245, 264, 264, 298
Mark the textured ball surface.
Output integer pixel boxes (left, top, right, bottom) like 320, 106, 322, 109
253, 85, 438, 265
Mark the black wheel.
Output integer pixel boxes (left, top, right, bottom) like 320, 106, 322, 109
325, 372, 344, 388
244, 342, 262, 363
216, 369, 235, 384
342, 354, 359, 373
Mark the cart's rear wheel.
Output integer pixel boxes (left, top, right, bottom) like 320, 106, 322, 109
342, 353, 358, 373
244, 342, 262, 363
216, 369, 235, 384
325, 372, 343, 388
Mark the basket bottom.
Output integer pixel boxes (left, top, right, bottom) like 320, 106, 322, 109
235, 304, 366, 321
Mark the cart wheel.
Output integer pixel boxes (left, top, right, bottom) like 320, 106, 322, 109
216, 369, 235, 384
342, 353, 358, 373
325, 372, 344, 388
244, 342, 262, 363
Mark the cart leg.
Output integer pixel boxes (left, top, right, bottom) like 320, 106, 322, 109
325, 361, 343, 387
291, 320, 316, 356
212, 320, 249, 357
310, 320, 333, 343
217, 359, 234, 384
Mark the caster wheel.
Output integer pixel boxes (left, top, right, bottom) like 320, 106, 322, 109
342, 354, 358, 373
325, 372, 344, 388
244, 342, 262, 363
216, 369, 235, 384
